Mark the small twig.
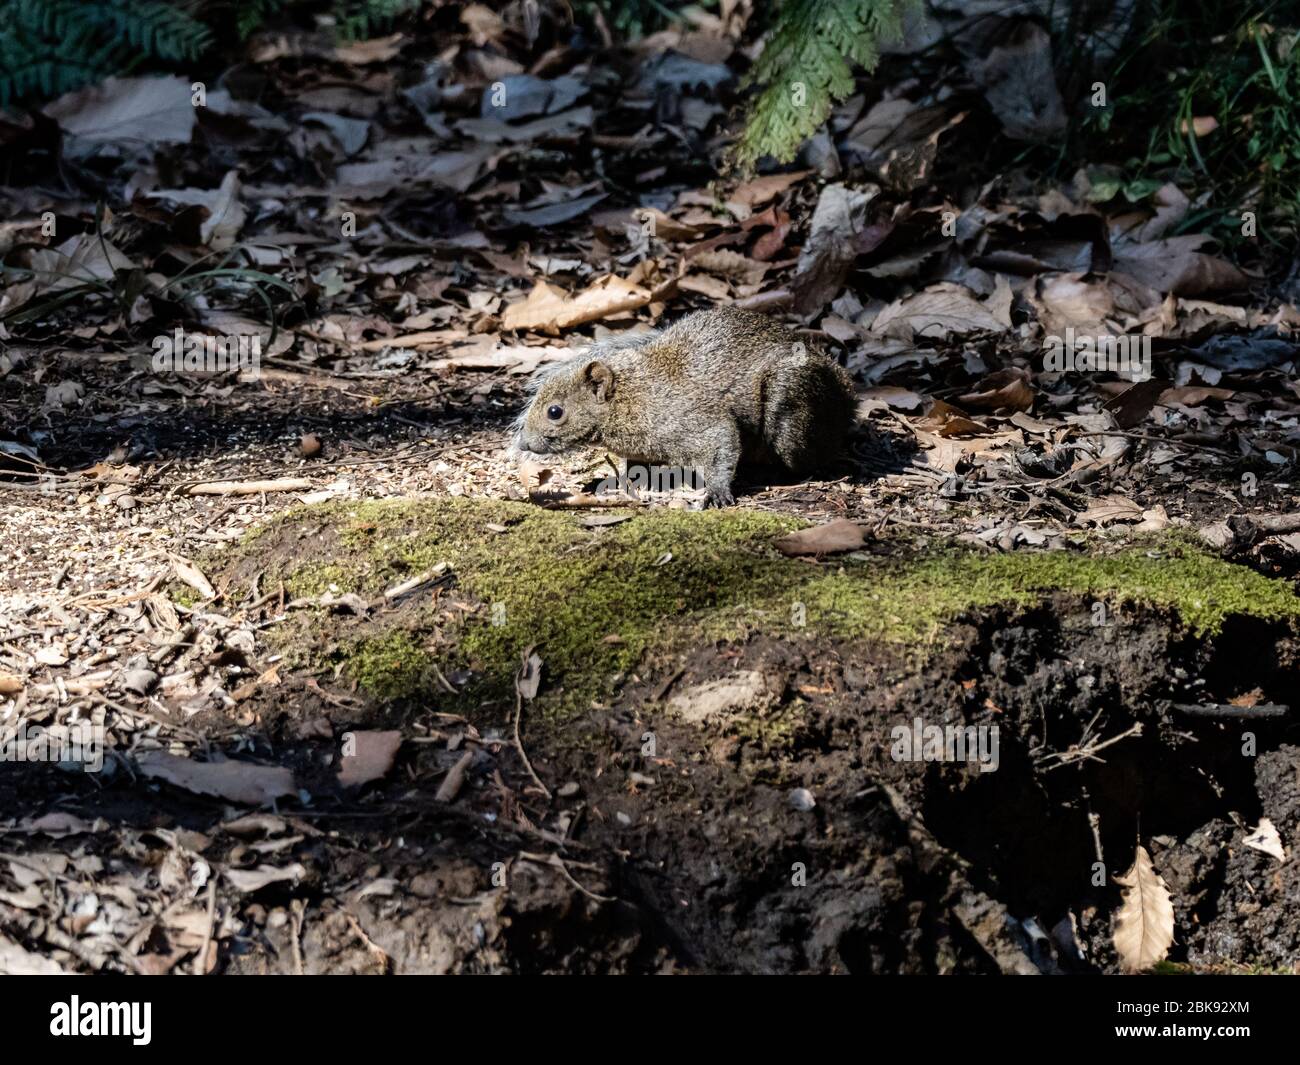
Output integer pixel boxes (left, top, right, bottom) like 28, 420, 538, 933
434, 750, 475, 802
513, 686, 552, 801
1175, 702, 1288, 720
651, 664, 687, 702
529, 491, 644, 510
194, 878, 217, 976
340, 910, 392, 974
1041, 722, 1143, 770
429, 661, 458, 695
1082, 786, 1104, 865
518, 851, 614, 904
289, 898, 306, 976
186, 478, 311, 496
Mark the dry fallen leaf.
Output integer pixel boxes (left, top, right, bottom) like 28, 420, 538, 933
224, 863, 308, 893
691, 248, 768, 287
774, 519, 865, 556
872, 283, 1009, 340
1112, 236, 1248, 296
966, 21, 1066, 142
44, 75, 196, 147
516, 651, 544, 700
1243, 818, 1285, 862
791, 183, 882, 316
957, 367, 1035, 414
26, 234, 136, 292
857, 386, 924, 413
729, 170, 812, 208
1135, 505, 1170, 532
0, 936, 69, 975
137, 751, 296, 806
1031, 272, 1117, 334
1075, 495, 1145, 527
1158, 385, 1235, 407
10, 812, 106, 837
1113, 844, 1175, 974
916, 399, 990, 438
170, 555, 216, 600
145, 170, 246, 250
338, 729, 403, 788
502, 275, 655, 333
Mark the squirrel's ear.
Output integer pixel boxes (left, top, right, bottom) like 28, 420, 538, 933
584, 361, 614, 402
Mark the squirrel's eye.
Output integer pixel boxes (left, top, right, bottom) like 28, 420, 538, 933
546, 404, 564, 422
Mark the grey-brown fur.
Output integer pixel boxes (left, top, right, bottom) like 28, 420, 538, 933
513, 307, 857, 506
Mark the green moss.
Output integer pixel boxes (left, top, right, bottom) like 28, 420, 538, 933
344, 629, 435, 701
803, 542, 1300, 641
227, 498, 1300, 714
733, 700, 805, 751
289, 562, 356, 597
168, 581, 201, 608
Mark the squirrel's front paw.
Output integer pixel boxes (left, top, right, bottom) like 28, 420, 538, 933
704, 485, 736, 508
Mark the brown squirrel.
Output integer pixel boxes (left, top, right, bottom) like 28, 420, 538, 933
513, 306, 858, 506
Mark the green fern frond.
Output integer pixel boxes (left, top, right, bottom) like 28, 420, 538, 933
0, 0, 212, 106
332, 0, 423, 42
0, 1, 432, 106
734, 0, 912, 168
236, 0, 287, 40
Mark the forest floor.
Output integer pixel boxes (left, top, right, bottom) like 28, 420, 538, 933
1, 5, 1299, 973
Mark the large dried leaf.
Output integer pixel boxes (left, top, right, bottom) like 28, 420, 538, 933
1032, 273, 1116, 334
0, 936, 68, 975
479, 73, 587, 122
503, 192, 608, 228
730, 170, 812, 208
967, 22, 1066, 143
26, 234, 135, 292
338, 730, 403, 788
872, 283, 1009, 340
1112, 236, 1249, 296
774, 519, 865, 556
790, 183, 882, 316
170, 555, 216, 600
692, 249, 768, 286
957, 367, 1035, 414
1075, 495, 1145, 527
137, 751, 296, 806
916, 399, 990, 438
1113, 845, 1175, 973
457, 106, 594, 144
419, 145, 500, 192
44, 76, 195, 148
502, 276, 656, 333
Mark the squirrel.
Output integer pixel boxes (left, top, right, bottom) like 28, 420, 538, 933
512, 306, 858, 506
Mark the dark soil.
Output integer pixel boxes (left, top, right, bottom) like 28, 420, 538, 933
4, 591, 1297, 974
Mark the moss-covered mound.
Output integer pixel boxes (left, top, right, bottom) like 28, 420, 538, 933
222, 498, 1300, 709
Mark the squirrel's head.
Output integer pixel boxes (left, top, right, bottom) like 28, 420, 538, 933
513, 357, 615, 455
